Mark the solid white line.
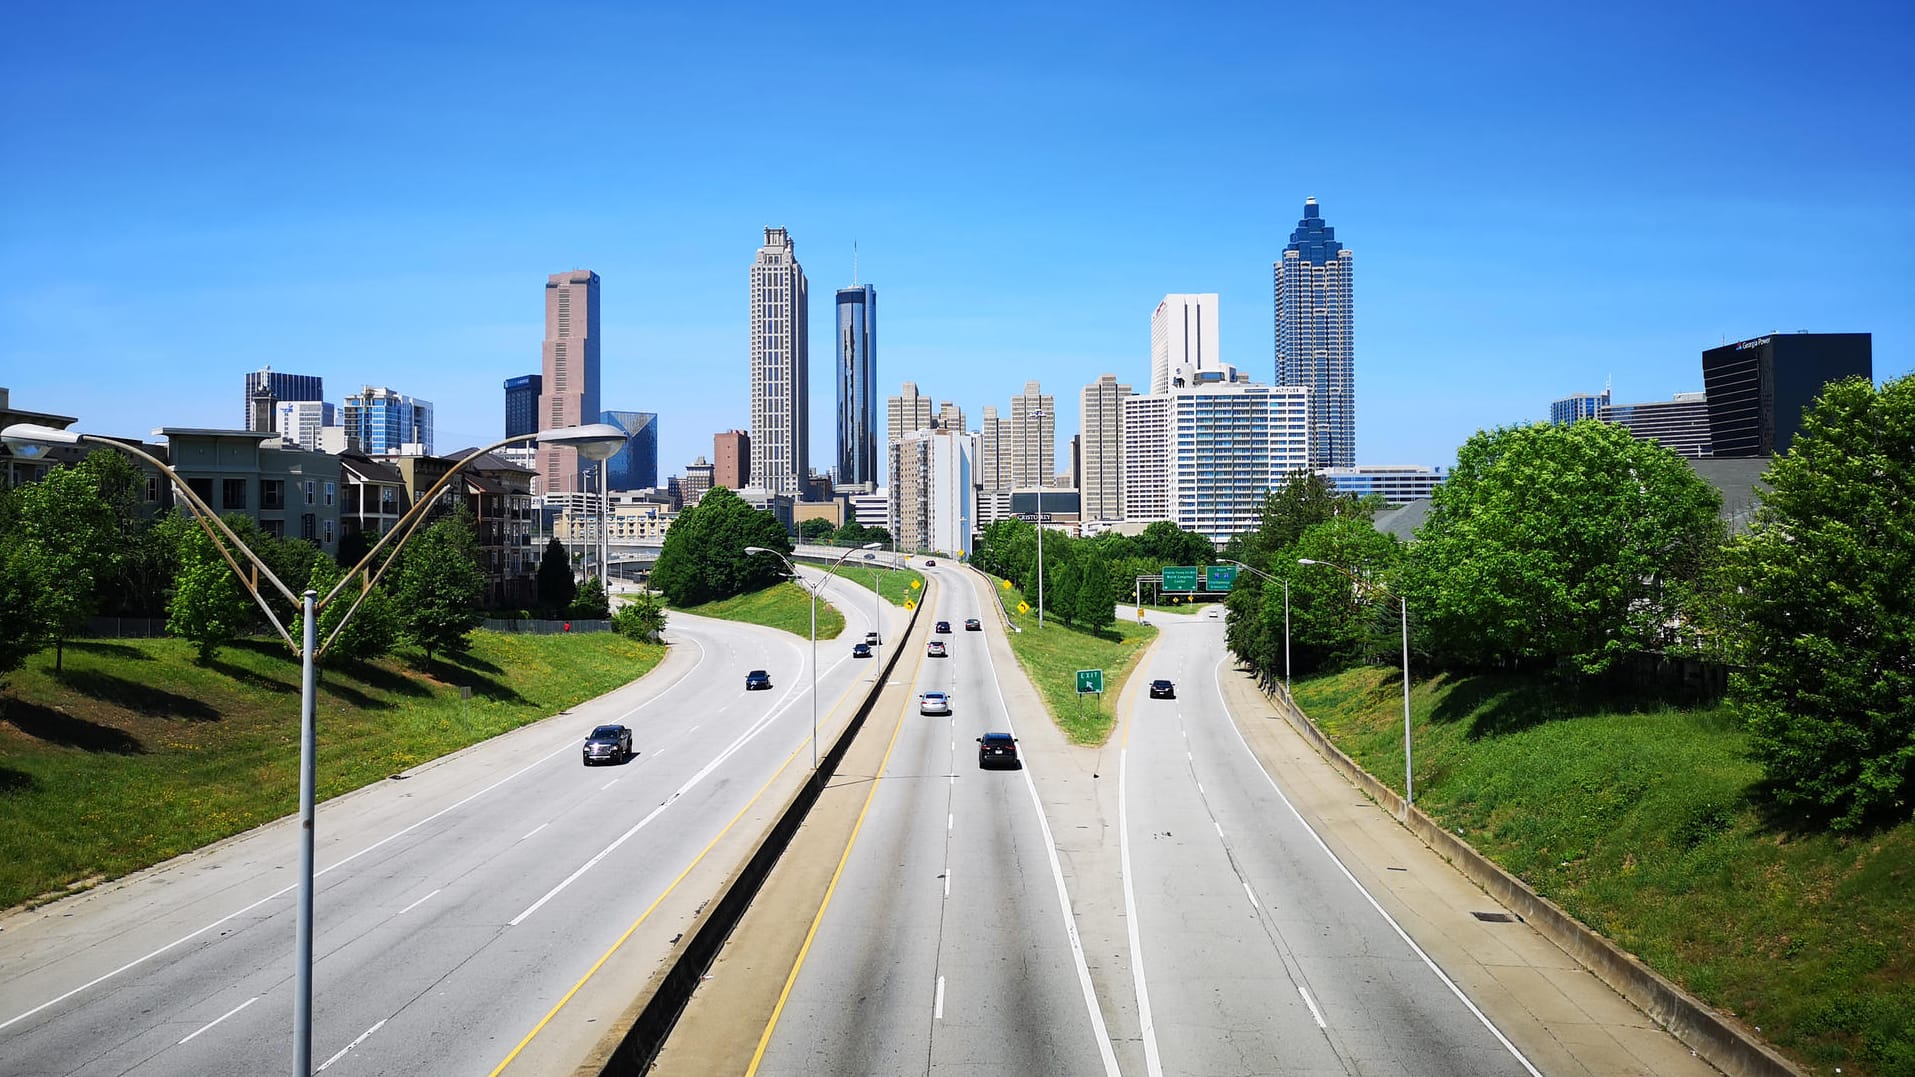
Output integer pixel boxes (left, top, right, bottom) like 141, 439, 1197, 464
1119, 748, 1166, 1077
1214, 820, 1225, 838
944, 868, 952, 898
1197, 781, 1205, 795
177, 995, 258, 1045
1298, 985, 1328, 1029
521, 823, 549, 841
601, 779, 619, 791
947, 812, 954, 832
398, 888, 441, 916
1242, 880, 1259, 907
1208, 662, 1543, 1077
934, 975, 946, 1019
316, 1018, 385, 1071
1187, 751, 1193, 761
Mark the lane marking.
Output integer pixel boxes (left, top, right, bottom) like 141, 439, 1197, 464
600, 779, 619, 791
1207, 662, 1543, 1077
934, 975, 945, 1020
947, 812, 954, 832
944, 868, 952, 898
1214, 820, 1225, 838
316, 1018, 384, 1071
398, 888, 442, 916
521, 823, 548, 841
1242, 880, 1259, 907
1120, 748, 1167, 1077
1298, 985, 1328, 1029
176, 996, 258, 1045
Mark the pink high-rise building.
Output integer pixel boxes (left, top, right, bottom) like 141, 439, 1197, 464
538, 270, 602, 494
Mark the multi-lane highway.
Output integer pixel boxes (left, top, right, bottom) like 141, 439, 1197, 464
0, 570, 896, 1077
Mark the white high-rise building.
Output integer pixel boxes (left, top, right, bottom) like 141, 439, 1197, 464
750, 228, 809, 498
1007, 380, 1055, 490
889, 429, 974, 556
1151, 293, 1222, 394
273, 400, 337, 452
1166, 383, 1311, 544
1080, 374, 1132, 523
1121, 394, 1171, 523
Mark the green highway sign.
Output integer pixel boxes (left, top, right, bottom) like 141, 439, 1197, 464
1206, 564, 1237, 592
1161, 565, 1199, 592
1076, 669, 1104, 695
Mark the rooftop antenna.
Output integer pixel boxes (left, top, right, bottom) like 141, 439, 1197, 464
852, 241, 860, 287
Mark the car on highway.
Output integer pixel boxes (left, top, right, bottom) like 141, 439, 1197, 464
1207, 607, 1221, 619
924, 559, 937, 566
581, 724, 633, 765
1149, 679, 1176, 699
852, 642, 873, 658
935, 620, 952, 633
964, 618, 982, 631
919, 691, 952, 716
927, 640, 947, 657
745, 669, 772, 691
977, 732, 1018, 768
865, 630, 882, 646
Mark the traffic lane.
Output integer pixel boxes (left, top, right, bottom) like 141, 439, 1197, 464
0, 613, 827, 1075
1145, 620, 1533, 1076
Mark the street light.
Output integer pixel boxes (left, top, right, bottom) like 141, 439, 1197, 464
2, 419, 626, 1076
745, 542, 882, 769
1222, 558, 1290, 699
1298, 557, 1414, 817
1028, 408, 1048, 628
862, 552, 883, 678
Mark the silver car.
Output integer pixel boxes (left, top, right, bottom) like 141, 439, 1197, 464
919, 691, 952, 716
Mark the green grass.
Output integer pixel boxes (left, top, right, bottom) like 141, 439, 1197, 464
679, 582, 846, 640
992, 579, 1157, 745
1292, 667, 1915, 1077
795, 560, 926, 608
0, 631, 666, 911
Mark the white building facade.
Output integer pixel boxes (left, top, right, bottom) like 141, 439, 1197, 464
1167, 383, 1310, 543
1151, 293, 1223, 393
749, 228, 809, 497
888, 429, 974, 556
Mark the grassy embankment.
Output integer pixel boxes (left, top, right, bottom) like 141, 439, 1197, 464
1293, 667, 1915, 1077
791, 559, 925, 608
678, 581, 845, 640
0, 631, 666, 911
991, 579, 1156, 745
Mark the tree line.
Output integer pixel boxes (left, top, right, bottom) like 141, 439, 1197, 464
972, 518, 1218, 634
1223, 374, 1914, 832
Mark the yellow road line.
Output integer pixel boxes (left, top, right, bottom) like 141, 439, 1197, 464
744, 588, 936, 1075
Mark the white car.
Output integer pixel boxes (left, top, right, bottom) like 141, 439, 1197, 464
919, 691, 952, 716
1207, 607, 1221, 619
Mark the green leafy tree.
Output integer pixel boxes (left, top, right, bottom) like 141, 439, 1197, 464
649, 487, 791, 606
1136, 520, 1216, 570
612, 591, 668, 641
390, 510, 486, 660
1073, 556, 1117, 632
299, 557, 399, 664
5, 455, 121, 670
568, 575, 611, 619
535, 536, 577, 612
1222, 471, 1360, 566
167, 524, 255, 663
0, 540, 55, 688
1717, 374, 1915, 829
799, 517, 837, 542
1402, 421, 1723, 675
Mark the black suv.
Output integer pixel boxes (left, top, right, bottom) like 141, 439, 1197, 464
977, 732, 1019, 769
1149, 679, 1176, 699
745, 669, 772, 691
935, 620, 952, 633
582, 724, 633, 765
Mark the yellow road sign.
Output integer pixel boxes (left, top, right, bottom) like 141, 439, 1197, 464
1000, 579, 1012, 590
1017, 601, 1031, 614
904, 599, 916, 610
910, 579, 922, 590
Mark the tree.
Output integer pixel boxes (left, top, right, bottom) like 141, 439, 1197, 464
612, 592, 667, 641
5, 454, 121, 671
1073, 556, 1117, 633
0, 540, 54, 688
535, 536, 577, 612
300, 557, 399, 664
568, 575, 611, 619
390, 509, 486, 660
1717, 374, 1915, 830
799, 517, 837, 542
1222, 471, 1360, 566
1402, 421, 1723, 675
649, 487, 791, 606
167, 525, 254, 663
1135, 520, 1216, 570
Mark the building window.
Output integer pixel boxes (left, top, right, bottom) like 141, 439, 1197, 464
222, 478, 248, 510
261, 480, 285, 510
262, 519, 285, 538
302, 514, 317, 541
323, 519, 335, 544
305, 480, 316, 505
186, 477, 214, 505
324, 481, 336, 506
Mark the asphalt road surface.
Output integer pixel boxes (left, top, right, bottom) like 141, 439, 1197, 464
0, 572, 894, 1077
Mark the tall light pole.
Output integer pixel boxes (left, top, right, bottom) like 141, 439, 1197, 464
1223, 557, 1291, 699
2, 420, 627, 1076
863, 552, 883, 677
1298, 557, 1414, 816
1029, 408, 1047, 628
745, 542, 881, 769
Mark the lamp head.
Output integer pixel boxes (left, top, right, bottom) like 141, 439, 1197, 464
1298, 558, 1319, 566
537, 422, 628, 462
860, 542, 881, 550
2, 423, 84, 459
744, 546, 772, 555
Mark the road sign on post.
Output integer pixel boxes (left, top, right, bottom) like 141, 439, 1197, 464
1076, 669, 1104, 694
1161, 565, 1198, 592
1206, 564, 1237, 592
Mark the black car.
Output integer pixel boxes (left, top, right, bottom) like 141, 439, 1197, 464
582, 724, 633, 765
1149, 679, 1176, 699
964, 618, 982, 631
745, 669, 772, 690
852, 642, 873, 658
935, 620, 952, 633
925, 559, 937, 567
977, 732, 1019, 769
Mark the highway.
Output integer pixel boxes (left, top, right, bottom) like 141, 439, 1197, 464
0, 569, 894, 1077
749, 562, 1117, 1076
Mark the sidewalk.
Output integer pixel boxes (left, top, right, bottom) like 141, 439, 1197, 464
1215, 666, 1720, 1077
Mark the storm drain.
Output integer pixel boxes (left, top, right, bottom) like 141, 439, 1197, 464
1470, 910, 1520, 923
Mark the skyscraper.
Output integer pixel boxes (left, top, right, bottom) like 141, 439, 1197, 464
601, 410, 659, 491
1274, 197, 1356, 468
976, 405, 1008, 492
243, 367, 324, 433
1150, 294, 1221, 393
888, 381, 935, 444
538, 270, 602, 494
714, 429, 750, 490
835, 284, 877, 486
750, 228, 809, 498
1167, 384, 1311, 543
342, 386, 433, 455
1008, 381, 1055, 489
1601, 392, 1713, 458
1551, 389, 1611, 425
1701, 332, 1873, 456
938, 401, 967, 434
504, 374, 542, 439
1080, 374, 1132, 522
1121, 394, 1171, 523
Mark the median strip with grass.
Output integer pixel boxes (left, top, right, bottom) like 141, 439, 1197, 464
992, 579, 1156, 745
676, 581, 845, 640
1291, 666, 1915, 1077
0, 631, 666, 911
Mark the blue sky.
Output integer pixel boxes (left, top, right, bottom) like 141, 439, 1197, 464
3, 1, 1911, 478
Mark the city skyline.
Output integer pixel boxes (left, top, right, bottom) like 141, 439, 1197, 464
2, 4, 1909, 481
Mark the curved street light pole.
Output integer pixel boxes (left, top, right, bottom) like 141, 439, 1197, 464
1029, 408, 1047, 628
746, 542, 881, 769
1222, 558, 1291, 700
1298, 557, 1414, 817
2, 420, 626, 1076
